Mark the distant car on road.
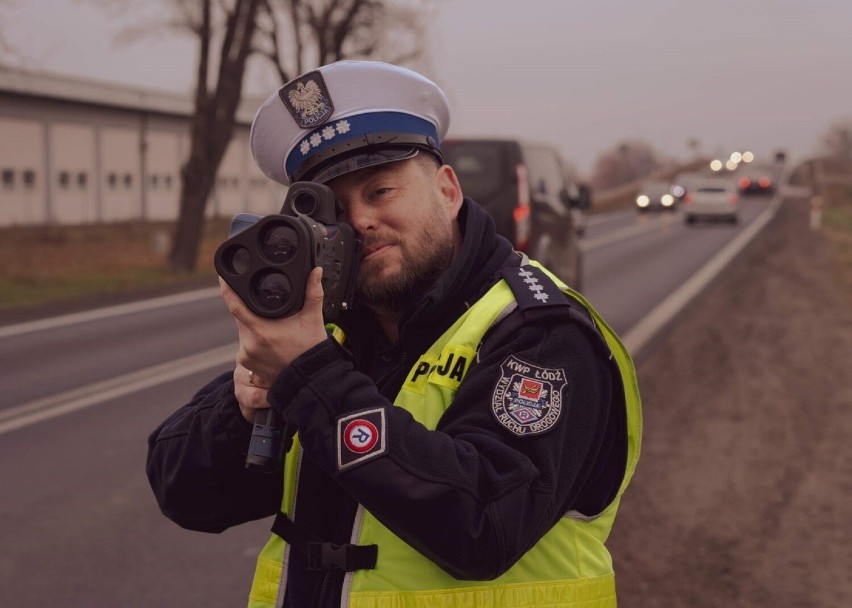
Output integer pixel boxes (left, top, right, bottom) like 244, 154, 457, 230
635, 180, 677, 212
683, 178, 739, 224
442, 137, 585, 289
737, 173, 775, 195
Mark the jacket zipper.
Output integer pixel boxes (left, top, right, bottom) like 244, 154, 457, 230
315, 571, 331, 608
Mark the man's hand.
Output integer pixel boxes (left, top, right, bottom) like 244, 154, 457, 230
233, 362, 271, 423
221, 267, 328, 420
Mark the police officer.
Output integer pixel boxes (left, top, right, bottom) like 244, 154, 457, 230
147, 60, 642, 608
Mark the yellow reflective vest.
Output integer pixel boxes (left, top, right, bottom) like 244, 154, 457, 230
248, 263, 642, 608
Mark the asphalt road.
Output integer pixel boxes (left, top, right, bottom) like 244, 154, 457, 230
0, 178, 788, 607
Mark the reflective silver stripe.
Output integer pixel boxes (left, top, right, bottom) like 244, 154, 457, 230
276, 446, 305, 608
563, 509, 598, 522
340, 504, 368, 607
476, 300, 518, 364
491, 300, 518, 328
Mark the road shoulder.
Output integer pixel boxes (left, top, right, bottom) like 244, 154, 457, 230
609, 195, 852, 607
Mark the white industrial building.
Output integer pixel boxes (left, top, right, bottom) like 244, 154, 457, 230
0, 64, 286, 227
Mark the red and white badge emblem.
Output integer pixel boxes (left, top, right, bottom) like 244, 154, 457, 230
343, 419, 379, 453
337, 408, 386, 470
492, 355, 567, 436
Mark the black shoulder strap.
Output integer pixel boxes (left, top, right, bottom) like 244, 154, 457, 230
501, 265, 606, 342
488, 264, 612, 360
500, 265, 568, 311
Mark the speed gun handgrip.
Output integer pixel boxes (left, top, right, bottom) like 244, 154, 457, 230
245, 408, 283, 470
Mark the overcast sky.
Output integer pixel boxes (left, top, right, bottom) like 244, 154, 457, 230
2, 0, 851, 175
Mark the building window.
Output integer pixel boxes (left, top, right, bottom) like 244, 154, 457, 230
2, 169, 14, 188
108, 172, 117, 188
77, 172, 88, 188
164, 174, 173, 189
150, 174, 159, 189
23, 170, 36, 188
124, 173, 133, 188
58, 171, 70, 188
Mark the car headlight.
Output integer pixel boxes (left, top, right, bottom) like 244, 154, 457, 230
662, 194, 674, 206
636, 195, 649, 207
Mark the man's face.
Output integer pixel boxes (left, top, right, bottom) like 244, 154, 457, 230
327, 156, 463, 312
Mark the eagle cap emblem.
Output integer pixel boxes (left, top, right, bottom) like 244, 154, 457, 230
279, 70, 334, 129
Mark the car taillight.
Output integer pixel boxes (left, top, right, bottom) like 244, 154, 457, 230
683, 192, 693, 203
739, 177, 750, 189
514, 163, 531, 251
727, 193, 738, 205
759, 177, 771, 188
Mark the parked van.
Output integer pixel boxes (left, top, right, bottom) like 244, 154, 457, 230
441, 138, 588, 289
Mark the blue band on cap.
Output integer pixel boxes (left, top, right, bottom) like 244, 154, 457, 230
285, 111, 439, 179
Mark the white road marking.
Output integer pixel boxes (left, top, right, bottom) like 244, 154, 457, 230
0, 343, 236, 435
581, 218, 667, 252
0, 286, 221, 339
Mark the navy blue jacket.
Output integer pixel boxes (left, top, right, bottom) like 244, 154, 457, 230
146, 198, 625, 607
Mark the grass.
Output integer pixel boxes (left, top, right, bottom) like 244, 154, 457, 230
0, 219, 231, 313
822, 186, 852, 293
823, 188, 852, 231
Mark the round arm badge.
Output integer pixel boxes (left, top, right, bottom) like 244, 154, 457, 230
337, 408, 387, 471
492, 355, 567, 436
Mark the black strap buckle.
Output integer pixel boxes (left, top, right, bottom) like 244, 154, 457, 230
306, 542, 378, 571
272, 512, 378, 572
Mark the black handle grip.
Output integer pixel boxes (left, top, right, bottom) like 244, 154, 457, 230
245, 408, 283, 470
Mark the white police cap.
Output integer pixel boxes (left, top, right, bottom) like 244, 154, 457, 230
250, 60, 450, 186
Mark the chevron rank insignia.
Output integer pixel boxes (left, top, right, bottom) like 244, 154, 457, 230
500, 265, 565, 310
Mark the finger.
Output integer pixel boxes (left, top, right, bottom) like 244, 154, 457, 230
302, 266, 325, 315
236, 350, 260, 383
248, 368, 269, 390
233, 365, 271, 419
234, 362, 251, 387
220, 277, 252, 326
234, 383, 271, 422
219, 276, 235, 301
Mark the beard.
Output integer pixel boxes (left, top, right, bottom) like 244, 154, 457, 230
355, 212, 455, 313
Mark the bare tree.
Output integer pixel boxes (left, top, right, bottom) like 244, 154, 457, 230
169, 0, 431, 272
590, 140, 661, 190
169, 0, 261, 272
255, 0, 431, 92
87, 0, 432, 271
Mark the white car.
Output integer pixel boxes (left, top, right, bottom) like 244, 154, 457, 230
683, 179, 739, 224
